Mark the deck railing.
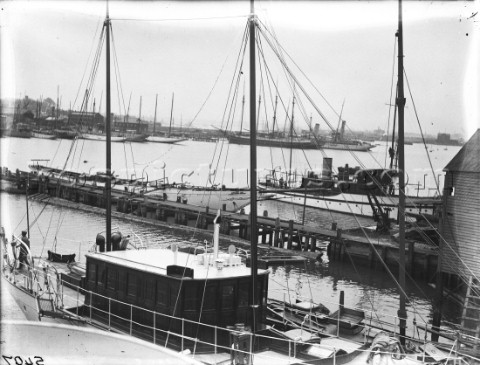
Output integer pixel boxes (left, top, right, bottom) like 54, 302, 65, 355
56, 279, 474, 364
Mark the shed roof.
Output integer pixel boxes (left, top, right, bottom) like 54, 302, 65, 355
444, 129, 480, 173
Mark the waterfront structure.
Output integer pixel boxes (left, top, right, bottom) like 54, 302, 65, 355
113, 114, 149, 134
68, 111, 104, 131
439, 129, 480, 344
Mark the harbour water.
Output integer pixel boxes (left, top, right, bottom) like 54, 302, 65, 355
1, 136, 463, 339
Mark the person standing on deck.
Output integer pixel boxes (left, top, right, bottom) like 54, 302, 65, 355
18, 230, 30, 270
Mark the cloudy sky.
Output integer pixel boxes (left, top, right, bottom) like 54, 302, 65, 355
1, 1, 479, 138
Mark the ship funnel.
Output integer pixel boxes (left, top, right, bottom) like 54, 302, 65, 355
322, 157, 333, 178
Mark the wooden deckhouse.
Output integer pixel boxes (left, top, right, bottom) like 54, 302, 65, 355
439, 128, 480, 345
84, 246, 269, 347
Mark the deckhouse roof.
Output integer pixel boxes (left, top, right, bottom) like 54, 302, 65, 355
86, 248, 263, 280
444, 129, 480, 173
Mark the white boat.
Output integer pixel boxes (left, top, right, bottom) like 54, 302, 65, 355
32, 131, 57, 140
146, 135, 187, 144
321, 140, 372, 151
1, 320, 202, 365
259, 158, 440, 223
80, 133, 126, 142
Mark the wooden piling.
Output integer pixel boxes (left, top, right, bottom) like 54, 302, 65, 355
287, 220, 294, 250
310, 236, 316, 252
274, 218, 280, 248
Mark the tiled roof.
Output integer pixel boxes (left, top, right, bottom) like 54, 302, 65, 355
444, 129, 480, 173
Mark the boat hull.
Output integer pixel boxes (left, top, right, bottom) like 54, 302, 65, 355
146, 136, 187, 143
5, 130, 32, 138
144, 186, 253, 211
2, 273, 41, 321
32, 132, 57, 140
124, 134, 149, 142
80, 134, 126, 142
268, 190, 437, 219
1, 320, 202, 364
322, 142, 372, 151
54, 129, 78, 139
227, 134, 318, 149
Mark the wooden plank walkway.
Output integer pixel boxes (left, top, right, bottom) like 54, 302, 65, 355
3, 170, 439, 280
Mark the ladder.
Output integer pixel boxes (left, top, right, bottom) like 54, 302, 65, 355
460, 276, 480, 351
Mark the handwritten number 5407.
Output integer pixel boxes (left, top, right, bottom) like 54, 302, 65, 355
2, 356, 44, 365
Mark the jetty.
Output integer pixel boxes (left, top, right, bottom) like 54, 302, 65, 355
0, 166, 438, 279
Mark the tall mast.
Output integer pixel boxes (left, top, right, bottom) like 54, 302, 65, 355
105, 12, 112, 250
138, 96, 142, 121
249, 0, 258, 333
289, 97, 295, 185
397, 0, 407, 345
25, 177, 30, 238
169, 92, 174, 137
153, 93, 158, 134
56, 85, 60, 125
239, 80, 246, 136
125, 92, 132, 132
271, 94, 278, 137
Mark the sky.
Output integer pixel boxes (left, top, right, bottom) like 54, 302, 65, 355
1, 0, 479, 139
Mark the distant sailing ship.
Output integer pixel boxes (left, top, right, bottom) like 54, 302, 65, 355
227, 119, 373, 152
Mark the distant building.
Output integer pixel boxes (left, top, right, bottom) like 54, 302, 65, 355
112, 115, 149, 133
437, 133, 452, 144
68, 111, 104, 131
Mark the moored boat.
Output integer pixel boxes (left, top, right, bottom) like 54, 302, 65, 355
32, 130, 57, 139
259, 157, 440, 224
146, 135, 188, 144
79, 132, 126, 142
227, 133, 319, 150
1, 320, 203, 364
54, 128, 79, 139
123, 129, 149, 142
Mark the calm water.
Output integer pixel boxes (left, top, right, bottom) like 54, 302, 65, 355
0, 136, 463, 337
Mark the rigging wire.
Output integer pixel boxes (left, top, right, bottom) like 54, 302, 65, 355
403, 69, 441, 195
72, 17, 103, 111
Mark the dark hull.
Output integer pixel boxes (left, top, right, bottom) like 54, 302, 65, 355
54, 129, 78, 139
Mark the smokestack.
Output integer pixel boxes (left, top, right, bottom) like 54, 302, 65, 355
322, 157, 333, 178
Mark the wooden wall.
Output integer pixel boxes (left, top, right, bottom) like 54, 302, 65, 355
440, 171, 480, 279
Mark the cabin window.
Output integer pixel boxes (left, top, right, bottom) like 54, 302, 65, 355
202, 285, 217, 310
145, 278, 155, 302
118, 271, 127, 294
238, 282, 249, 307
97, 264, 105, 287
127, 273, 137, 298
107, 268, 117, 291
88, 263, 97, 283
137, 277, 144, 299
184, 285, 197, 310
221, 284, 234, 309
156, 281, 168, 306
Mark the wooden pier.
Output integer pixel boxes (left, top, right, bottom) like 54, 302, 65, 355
1, 167, 438, 279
